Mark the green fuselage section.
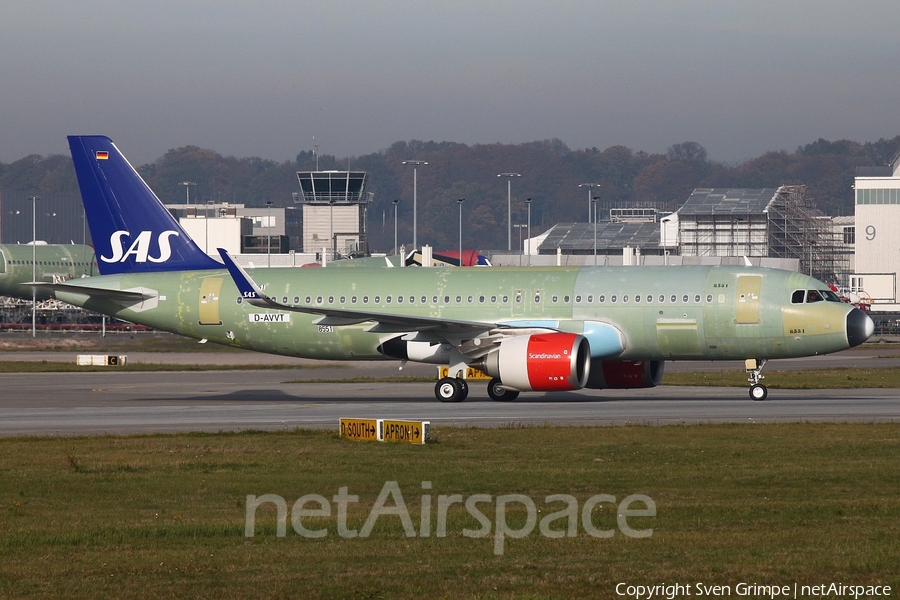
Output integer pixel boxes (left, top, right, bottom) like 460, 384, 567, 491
53, 264, 855, 363
0, 244, 97, 301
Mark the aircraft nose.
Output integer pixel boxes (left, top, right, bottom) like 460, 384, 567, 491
846, 308, 875, 348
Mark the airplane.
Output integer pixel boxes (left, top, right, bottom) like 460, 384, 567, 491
0, 243, 96, 301
35, 135, 874, 403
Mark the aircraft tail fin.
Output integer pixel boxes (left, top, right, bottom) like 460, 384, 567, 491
67, 135, 221, 275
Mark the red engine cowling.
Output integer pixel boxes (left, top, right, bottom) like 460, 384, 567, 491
585, 359, 665, 389
482, 333, 591, 392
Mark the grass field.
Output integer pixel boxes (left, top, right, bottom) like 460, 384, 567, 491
1, 424, 897, 599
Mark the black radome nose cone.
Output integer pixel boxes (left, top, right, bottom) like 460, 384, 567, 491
846, 308, 875, 347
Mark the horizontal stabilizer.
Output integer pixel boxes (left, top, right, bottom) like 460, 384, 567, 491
28, 281, 155, 302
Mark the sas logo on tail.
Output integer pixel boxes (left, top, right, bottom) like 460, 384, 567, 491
101, 230, 180, 264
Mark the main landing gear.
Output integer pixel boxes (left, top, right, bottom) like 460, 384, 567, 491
487, 377, 520, 402
435, 377, 468, 403
745, 358, 768, 401
434, 376, 521, 402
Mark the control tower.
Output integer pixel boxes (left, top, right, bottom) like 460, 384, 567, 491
293, 171, 372, 258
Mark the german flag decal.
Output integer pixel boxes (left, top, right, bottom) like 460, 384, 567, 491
96, 151, 109, 160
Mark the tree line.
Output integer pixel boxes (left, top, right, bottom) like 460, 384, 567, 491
1, 135, 897, 253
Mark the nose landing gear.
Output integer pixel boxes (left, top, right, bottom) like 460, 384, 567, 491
746, 358, 768, 401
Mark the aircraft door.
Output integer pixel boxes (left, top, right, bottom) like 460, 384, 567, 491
531, 289, 543, 316
199, 277, 224, 325
512, 289, 525, 317
735, 275, 761, 324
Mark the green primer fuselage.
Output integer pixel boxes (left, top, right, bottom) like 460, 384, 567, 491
0, 244, 97, 301
54, 264, 854, 362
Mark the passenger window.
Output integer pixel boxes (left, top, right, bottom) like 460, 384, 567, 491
599, 295, 606, 303
516, 294, 522, 303
491, 295, 497, 303
363, 296, 369, 304
671, 295, 677, 303
479, 295, 485, 303
456, 295, 462, 303
791, 290, 805, 304
587, 295, 593, 303
611, 295, 617, 303
564, 295, 570, 303
694, 294, 701, 303
502, 295, 509, 303
316, 296, 323, 304
706, 294, 713, 303
534, 294, 541, 303
351, 296, 358, 304
623, 295, 629, 303
374, 296, 381, 303
328, 296, 334, 304
386, 296, 392, 303
467, 296, 473, 304
293, 296, 300, 304
410, 296, 415, 304
575, 295, 582, 303
397, 295, 403, 303
305, 296, 312, 304
682, 294, 689, 303
444, 296, 450, 304
552, 295, 559, 303
634, 295, 640, 303
340, 296, 346, 303
432, 296, 438, 304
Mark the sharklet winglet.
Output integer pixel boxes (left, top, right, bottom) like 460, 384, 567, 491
217, 248, 274, 308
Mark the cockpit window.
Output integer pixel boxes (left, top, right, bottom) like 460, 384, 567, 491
791, 290, 805, 304
806, 290, 824, 303
822, 289, 842, 302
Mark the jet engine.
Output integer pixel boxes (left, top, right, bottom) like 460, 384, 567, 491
480, 333, 591, 392
585, 359, 665, 389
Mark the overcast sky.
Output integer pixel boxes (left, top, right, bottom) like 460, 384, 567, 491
2, 1, 898, 166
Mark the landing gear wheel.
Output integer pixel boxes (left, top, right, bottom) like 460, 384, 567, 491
749, 384, 768, 401
487, 377, 520, 402
745, 358, 769, 401
435, 377, 467, 403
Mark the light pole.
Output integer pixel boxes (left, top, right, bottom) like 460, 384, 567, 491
392, 199, 400, 258
592, 196, 600, 266
29, 196, 39, 338
661, 216, 670, 265
457, 198, 465, 266
525, 197, 533, 266
180, 181, 196, 205
578, 183, 601, 223
402, 160, 428, 250
329, 199, 336, 261
205, 201, 213, 255
498, 173, 521, 252
514, 224, 526, 266
265, 201, 273, 267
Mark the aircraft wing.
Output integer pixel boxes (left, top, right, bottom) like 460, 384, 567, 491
217, 249, 513, 336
